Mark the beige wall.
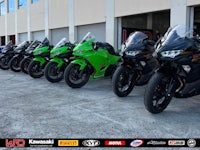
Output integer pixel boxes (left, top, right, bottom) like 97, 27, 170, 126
7, 13, 15, 35
74, 0, 106, 26
48, 0, 69, 29
115, 0, 170, 17
30, 0, 45, 31
0, 16, 5, 36
17, 8, 27, 33
187, 0, 200, 6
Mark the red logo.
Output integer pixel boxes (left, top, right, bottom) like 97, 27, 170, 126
5, 139, 25, 147
105, 140, 126, 146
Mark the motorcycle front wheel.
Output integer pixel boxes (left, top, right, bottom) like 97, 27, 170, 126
0, 55, 10, 70
28, 60, 44, 78
20, 58, 31, 74
112, 66, 136, 97
64, 63, 90, 88
45, 62, 65, 83
144, 72, 172, 114
9, 56, 21, 72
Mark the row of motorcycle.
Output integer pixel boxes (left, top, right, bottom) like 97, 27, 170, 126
1, 25, 200, 114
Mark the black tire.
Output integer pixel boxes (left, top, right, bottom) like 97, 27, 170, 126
20, 58, 31, 74
9, 56, 21, 72
112, 66, 136, 97
28, 60, 44, 78
64, 63, 90, 88
45, 62, 65, 83
0, 55, 10, 70
144, 72, 172, 114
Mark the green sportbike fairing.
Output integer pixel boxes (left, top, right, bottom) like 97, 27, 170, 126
44, 38, 75, 83
64, 32, 120, 88
28, 38, 53, 78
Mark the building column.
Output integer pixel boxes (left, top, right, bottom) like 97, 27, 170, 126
5, 0, 8, 44
15, 0, 18, 44
44, 0, 50, 42
170, 0, 188, 27
27, 0, 31, 41
117, 17, 122, 50
69, 0, 77, 42
106, 0, 117, 49
147, 13, 153, 29
187, 7, 194, 35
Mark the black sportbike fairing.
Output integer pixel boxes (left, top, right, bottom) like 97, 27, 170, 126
122, 32, 158, 85
156, 28, 200, 98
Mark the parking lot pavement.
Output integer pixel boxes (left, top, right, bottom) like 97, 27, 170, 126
1, 69, 200, 150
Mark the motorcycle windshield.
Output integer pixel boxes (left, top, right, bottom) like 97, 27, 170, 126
4, 41, 13, 49
79, 32, 95, 44
37, 38, 49, 48
161, 25, 192, 47
54, 38, 69, 49
28, 40, 40, 49
16, 41, 28, 48
124, 31, 148, 50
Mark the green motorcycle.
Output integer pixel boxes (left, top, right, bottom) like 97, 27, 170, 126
44, 38, 75, 83
64, 32, 120, 88
28, 38, 53, 78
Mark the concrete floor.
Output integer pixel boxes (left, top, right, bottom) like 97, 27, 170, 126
0, 69, 200, 150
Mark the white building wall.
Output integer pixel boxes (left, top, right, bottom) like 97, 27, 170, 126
0, 16, 5, 36
30, 0, 45, 32
7, 13, 15, 35
115, 0, 171, 17
74, 0, 106, 26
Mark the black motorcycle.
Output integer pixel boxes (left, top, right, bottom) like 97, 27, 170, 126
112, 31, 159, 97
0, 41, 15, 70
20, 40, 41, 74
9, 41, 30, 72
144, 25, 200, 114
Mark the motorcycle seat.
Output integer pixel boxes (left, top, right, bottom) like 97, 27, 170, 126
96, 42, 116, 55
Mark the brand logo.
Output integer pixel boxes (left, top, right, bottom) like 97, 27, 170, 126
29, 139, 54, 145
6, 139, 25, 147
130, 140, 143, 147
58, 140, 79, 146
168, 140, 185, 146
82, 140, 100, 147
105, 140, 126, 146
147, 140, 166, 145
187, 139, 196, 148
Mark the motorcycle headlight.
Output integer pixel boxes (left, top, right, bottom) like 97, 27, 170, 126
76, 50, 84, 54
55, 52, 61, 55
161, 50, 184, 58
125, 51, 140, 56
36, 51, 43, 55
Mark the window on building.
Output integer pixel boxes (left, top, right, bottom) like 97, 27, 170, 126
8, 0, 15, 12
0, 1, 6, 16
31, 0, 39, 3
18, 0, 27, 9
